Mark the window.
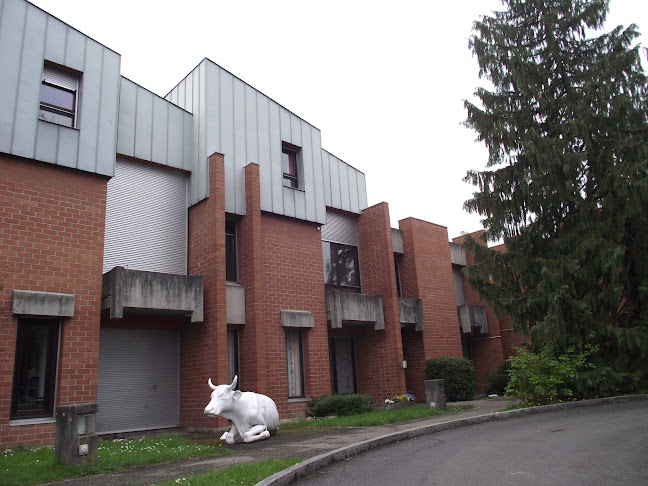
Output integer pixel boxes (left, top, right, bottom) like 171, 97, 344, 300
227, 328, 239, 388
282, 143, 300, 189
322, 241, 361, 292
394, 255, 402, 298
11, 319, 60, 419
39, 64, 80, 128
285, 329, 304, 398
225, 219, 237, 282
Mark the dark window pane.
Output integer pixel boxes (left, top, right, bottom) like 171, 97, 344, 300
227, 328, 239, 387
335, 246, 359, 287
395, 256, 402, 298
322, 241, 335, 285
11, 319, 59, 419
282, 146, 299, 188
323, 242, 360, 291
225, 220, 237, 282
40, 83, 75, 111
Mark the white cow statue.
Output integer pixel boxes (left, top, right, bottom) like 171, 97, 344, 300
204, 375, 279, 444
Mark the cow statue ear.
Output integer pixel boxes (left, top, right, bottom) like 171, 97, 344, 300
232, 390, 242, 400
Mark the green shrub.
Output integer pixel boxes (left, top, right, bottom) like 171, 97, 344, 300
306, 394, 375, 417
425, 357, 476, 402
483, 360, 511, 396
505, 345, 590, 406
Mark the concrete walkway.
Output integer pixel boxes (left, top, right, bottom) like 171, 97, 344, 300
45, 396, 647, 486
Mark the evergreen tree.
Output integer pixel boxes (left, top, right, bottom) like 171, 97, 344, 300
462, 0, 648, 393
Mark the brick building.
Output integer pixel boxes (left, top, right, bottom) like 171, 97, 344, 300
0, 0, 523, 448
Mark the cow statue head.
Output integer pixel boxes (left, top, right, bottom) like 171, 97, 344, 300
204, 375, 241, 418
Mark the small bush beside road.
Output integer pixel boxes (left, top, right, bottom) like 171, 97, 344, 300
425, 357, 476, 401
306, 393, 375, 417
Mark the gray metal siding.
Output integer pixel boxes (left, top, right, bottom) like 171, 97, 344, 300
116, 78, 193, 171
165, 59, 367, 222
103, 159, 188, 275
0, 0, 120, 176
97, 328, 179, 434
321, 150, 368, 214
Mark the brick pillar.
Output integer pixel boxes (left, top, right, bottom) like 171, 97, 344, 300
399, 218, 463, 372
182, 153, 228, 428
356, 202, 406, 404
237, 163, 267, 395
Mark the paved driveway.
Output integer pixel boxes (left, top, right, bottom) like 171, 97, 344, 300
296, 400, 648, 485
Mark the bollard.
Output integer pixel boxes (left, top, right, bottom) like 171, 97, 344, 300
55, 404, 99, 466
425, 379, 447, 410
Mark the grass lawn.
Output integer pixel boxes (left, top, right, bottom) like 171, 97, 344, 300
0, 404, 472, 485
283, 404, 473, 428
155, 458, 302, 486
0, 435, 230, 486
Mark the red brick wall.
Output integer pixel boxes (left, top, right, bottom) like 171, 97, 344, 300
399, 218, 463, 364
356, 203, 406, 404
182, 153, 228, 429
0, 155, 107, 448
258, 212, 330, 418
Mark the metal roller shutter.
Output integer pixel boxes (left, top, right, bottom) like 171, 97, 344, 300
321, 210, 358, 246
103, 159, 187, 275
96, 328, 179, 434
42, 65, 78, 90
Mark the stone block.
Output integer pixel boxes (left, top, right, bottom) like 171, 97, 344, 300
12, 290, 74, 317
425, 379, 447, 410
55, 403, 98, 466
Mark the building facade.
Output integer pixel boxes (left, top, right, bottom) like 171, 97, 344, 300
0, 0, 522, 448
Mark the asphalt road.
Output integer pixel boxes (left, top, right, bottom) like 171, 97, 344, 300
296, 400, 648, 486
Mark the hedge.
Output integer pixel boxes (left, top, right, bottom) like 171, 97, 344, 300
425, 357, 476, 401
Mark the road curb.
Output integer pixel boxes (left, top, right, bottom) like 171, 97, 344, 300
256, 394, 648, 486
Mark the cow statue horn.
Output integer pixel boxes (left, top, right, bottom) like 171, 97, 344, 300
229, 375, 238, 389
208, 378, 217, 390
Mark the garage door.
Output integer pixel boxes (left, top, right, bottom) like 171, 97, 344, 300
97, 328, 179, 434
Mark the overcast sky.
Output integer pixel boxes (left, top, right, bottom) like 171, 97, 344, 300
29, 0, 648, 239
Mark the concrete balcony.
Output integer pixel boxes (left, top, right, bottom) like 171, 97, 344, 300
326, 290, 384, 330
102, 266, 203, 322
399, 298, 424, 331
450, 242, 467, 267
458, 304, 488, 334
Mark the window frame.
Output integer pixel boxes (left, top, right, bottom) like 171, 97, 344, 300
281, 142, 300, 189
285, 328, 305, 399
323, 241, 361, 293
11, 318, 61, 420
227, 327, 240, 389
38, 64, 80, 129
394, 255, 402, 298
